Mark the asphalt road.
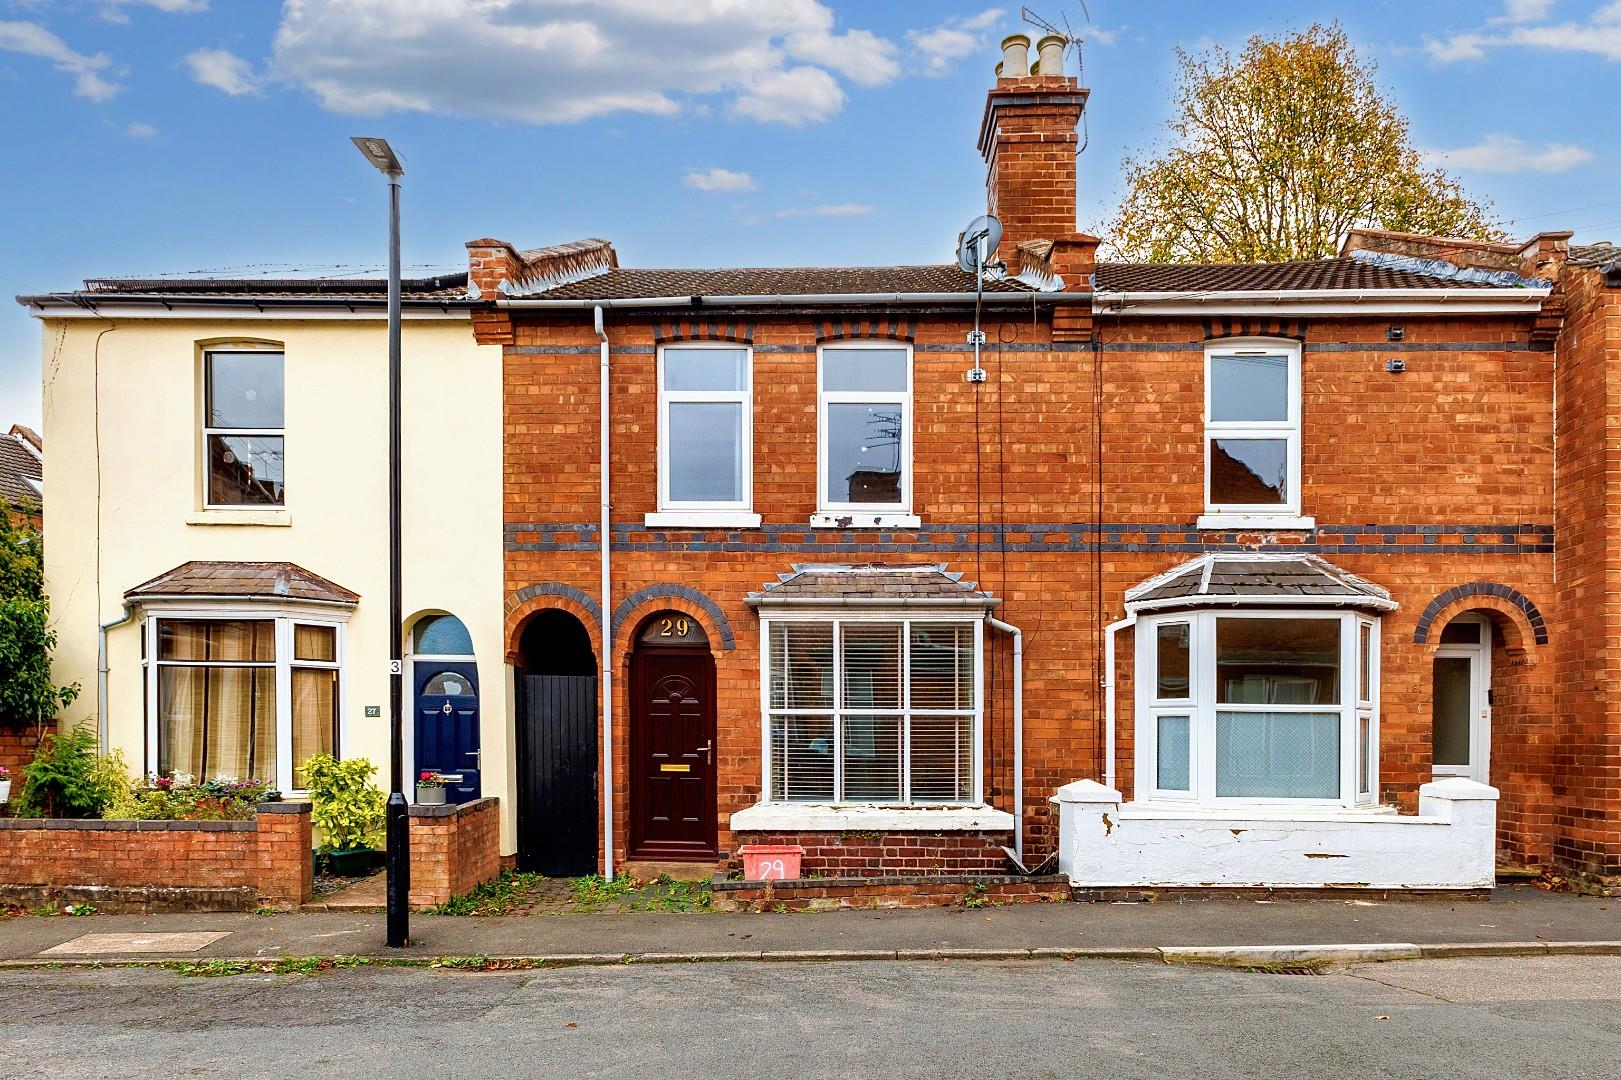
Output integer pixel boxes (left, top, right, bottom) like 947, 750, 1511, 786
1, 956, 1617, 1079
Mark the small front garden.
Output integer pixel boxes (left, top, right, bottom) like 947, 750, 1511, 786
426, 870, 713, 916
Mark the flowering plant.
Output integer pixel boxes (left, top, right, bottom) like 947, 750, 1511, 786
417, 770, 446, 789
104, 774, 276, 821
0, 766, 9, 782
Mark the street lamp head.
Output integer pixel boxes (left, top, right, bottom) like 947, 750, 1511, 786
350, 136, 403, 176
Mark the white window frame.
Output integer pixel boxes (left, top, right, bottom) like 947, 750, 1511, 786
653, 342, 755, 523
1199, 338, 1311, 530
815, 341, 914, 525
202, 346, 287, 510
1431, 613, 1490, 783
141, 602, 349, 794
1134, 608, 1379, 808
759, 612, 983, 806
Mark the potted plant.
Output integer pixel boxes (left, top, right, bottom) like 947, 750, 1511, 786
0, 765, 10, 804
301, 754, 386, 876
415, 770, 447, 805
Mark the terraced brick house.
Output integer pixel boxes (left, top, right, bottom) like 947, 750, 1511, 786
19, 36, 1620, 897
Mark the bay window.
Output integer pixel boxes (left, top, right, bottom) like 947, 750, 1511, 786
1136, 609, 1379, 806
145, 611, 344, 792
764, 616, 980, 804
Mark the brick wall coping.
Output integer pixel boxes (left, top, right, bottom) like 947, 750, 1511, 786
730, 802, 1016, 832
408, 797, 497, 820
258, 801, 311, 815
711, 872, 1066, 892
0, 802, 309, 832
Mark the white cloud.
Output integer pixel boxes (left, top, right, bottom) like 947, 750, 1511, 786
1426, 2, 1621, 63
99, 0, 208, 22
683, 167, 757, 193
1427, 133, 1594, 173
124, 120, 159, 137
906, 8, 1004, 76
774, 202, 875, 219
0, 21, 121, 99
269, 0, 894, 126
734, 65, 844, 125
184, 47, 259, 96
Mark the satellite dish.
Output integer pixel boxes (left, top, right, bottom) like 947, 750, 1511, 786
957, 215, 1002, 273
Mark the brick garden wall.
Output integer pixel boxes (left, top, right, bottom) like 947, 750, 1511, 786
0, 727, 35, 786
0, 802, 312, 911
496, 305, 1561, 876
732, 830, 1015, 878
408, 797, 502, 909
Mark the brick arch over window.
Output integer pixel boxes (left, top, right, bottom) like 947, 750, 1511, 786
817, 316, 915, 343
1202, 316, 1307, 341
504, 582, 602, 662
1413, 583, 1548, 649
612, 584, 736, 650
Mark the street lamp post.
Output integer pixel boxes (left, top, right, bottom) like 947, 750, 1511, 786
351, 136, 409, 949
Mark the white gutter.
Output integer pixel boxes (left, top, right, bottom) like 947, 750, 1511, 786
96, 603, 135, 755
1102, 615, 1136, 792
498, 292, 1084, 309
745, 596, 1002, 609
986, 616, 1024, 860
595, 304, 615, 882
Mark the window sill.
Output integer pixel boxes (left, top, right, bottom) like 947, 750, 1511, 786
730, 801, 1015, 833
809, 512, 922, 530
643, 511, 762, 529
186, 509, 292, 527
1195, 513, 1315, 532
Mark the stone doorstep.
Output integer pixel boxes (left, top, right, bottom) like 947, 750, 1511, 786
622, 860, 726, 883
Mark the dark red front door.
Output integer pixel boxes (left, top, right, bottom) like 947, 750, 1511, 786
630, 649, 717, 859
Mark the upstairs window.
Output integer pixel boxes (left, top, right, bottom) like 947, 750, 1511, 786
658, 345, 751, 512
1203, 340, 1301, 521
818, 343, 911, 513
205, 350, 285, 507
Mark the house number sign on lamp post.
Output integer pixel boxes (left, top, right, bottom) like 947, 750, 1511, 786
351, 135, 410, 949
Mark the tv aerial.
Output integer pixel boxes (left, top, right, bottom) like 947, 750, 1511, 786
957, 215, 1003, 385
1021, 4, 1089, 81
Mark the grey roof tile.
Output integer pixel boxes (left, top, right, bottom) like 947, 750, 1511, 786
125, 561, 358, 604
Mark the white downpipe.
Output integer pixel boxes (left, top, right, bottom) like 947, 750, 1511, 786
595, 305, 614, 881
1103, 615, 1136, 790
987, 616, 1023, 860
96, 603, 134, 754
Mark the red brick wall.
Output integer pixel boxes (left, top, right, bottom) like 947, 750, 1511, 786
408, 797, 501, 908
0, 802, 311, 910
500, 306, 1560, 874
733, 830, 1014, 878
0, 727, 36, 785
1552, 267, 1621, 889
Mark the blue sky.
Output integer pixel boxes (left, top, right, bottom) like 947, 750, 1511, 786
3, 0, 1619, 430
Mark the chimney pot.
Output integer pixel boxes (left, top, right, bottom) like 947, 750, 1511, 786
1036, 34, 1066, 75
1000, 34, 1031, 79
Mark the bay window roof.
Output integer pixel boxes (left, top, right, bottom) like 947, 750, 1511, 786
1126, 554, 1394, 615
126, 560, 358, 606
746, 563, 999, 610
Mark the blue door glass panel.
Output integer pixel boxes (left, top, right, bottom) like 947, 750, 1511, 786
414, 615, 474, 656
414, 661, 480, 803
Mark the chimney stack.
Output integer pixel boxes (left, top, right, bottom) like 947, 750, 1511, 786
977, 34, 1096, 310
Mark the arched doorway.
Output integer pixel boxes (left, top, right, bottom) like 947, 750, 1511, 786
629, 611, 717, 860
410, 614, 481, 804
516, 610, 598, 876
1432, 613, 1492, 783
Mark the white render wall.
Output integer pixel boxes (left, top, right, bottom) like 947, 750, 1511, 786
1052, 778, 1499, 890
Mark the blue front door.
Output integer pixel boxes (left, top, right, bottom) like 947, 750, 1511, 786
414, 662, 480, 803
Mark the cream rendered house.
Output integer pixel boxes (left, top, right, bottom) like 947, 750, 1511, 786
19, 273, 518, 853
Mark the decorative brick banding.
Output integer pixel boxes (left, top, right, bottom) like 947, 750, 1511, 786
711, 873, 1069, 912
732, 830, 1014, 878
407, 797, 502, 909
0, 802, 311, 912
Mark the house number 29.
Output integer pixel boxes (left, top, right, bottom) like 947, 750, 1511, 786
659, 617, 691, 637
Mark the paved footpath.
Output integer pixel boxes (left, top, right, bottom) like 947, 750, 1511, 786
0, 884, 1616, 965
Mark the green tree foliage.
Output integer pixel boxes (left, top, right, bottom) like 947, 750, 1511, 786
16, 724, 129, 818
302, 754, 386, 853
0, 516, 77, 731
1104, 24, 1504, 263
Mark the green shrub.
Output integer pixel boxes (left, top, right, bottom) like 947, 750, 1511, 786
302, 754, 385, 852
16, 724, 129, 818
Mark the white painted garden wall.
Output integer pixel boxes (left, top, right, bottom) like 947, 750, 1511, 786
1052, 777, 1499, 890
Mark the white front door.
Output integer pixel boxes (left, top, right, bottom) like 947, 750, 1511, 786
1432, 620, 1490, 783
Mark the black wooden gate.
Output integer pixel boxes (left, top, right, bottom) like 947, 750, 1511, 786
517, 674, 598, 876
